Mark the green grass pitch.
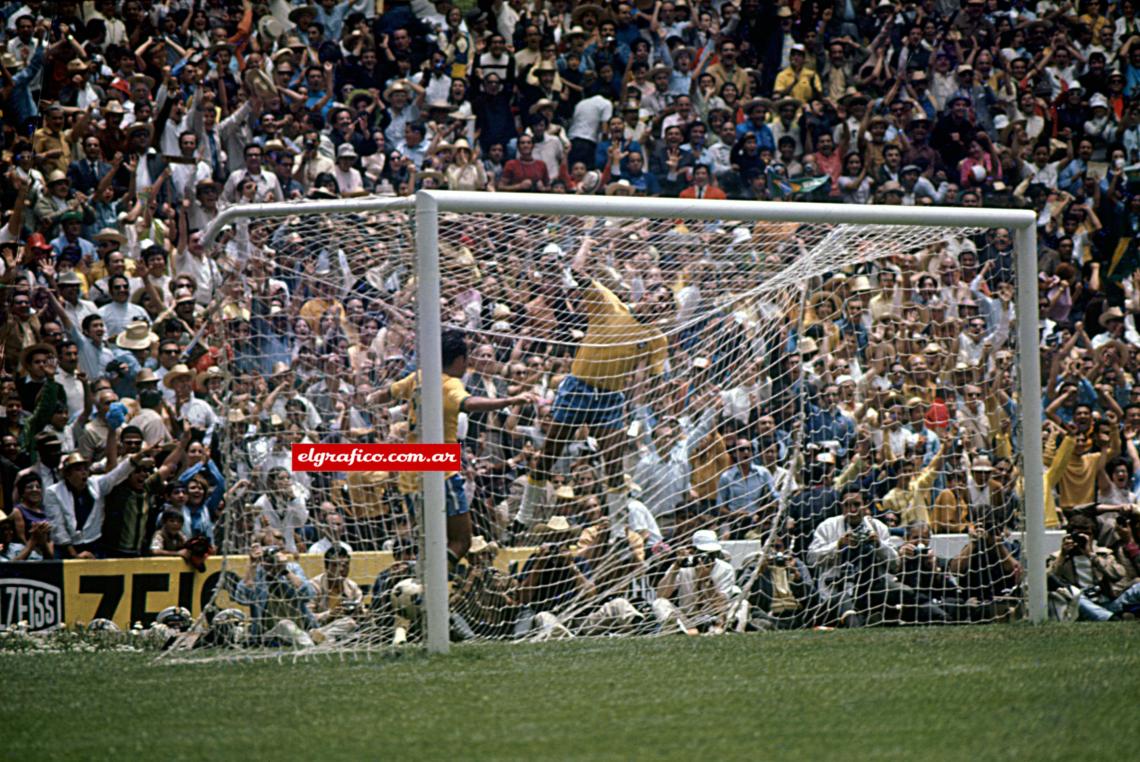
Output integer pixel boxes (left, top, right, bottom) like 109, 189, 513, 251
2, 624, 1135, 760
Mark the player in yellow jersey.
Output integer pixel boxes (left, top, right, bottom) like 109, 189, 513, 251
370, 330, 535, 563
513, 236, 674, 538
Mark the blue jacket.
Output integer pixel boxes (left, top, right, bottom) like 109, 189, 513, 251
5, 41, 44, 126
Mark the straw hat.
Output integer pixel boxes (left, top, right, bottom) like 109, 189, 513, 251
135, 368, 159, 385
93, 227, 127, 246
196, 366, 226, 388
115, 321, 158, 350
1099, 307, 1126, 328
162, 364, 194, 388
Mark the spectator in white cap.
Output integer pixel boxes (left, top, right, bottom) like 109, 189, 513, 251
332, 143, 364, 196
652, 529, 737, 635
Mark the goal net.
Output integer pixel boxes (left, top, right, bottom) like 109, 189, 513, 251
169, 195, 1038, 659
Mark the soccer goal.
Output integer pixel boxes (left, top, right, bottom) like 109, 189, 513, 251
180, 191, 1043, 659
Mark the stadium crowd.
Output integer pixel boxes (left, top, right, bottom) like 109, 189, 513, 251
2, 0, 1140, 640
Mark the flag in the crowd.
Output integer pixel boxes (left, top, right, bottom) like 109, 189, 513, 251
1107, 236, 1138, 283
770, 174, 831, 199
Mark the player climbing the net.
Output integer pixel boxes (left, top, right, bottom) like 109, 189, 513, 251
369, 330, 536, 566
511, 235, 674, 541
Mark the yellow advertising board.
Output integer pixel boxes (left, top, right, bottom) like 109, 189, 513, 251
48, 548, 539, 631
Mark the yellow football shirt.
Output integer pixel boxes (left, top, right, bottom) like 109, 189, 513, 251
388, 371, 470, 493
570, 280, 668, 392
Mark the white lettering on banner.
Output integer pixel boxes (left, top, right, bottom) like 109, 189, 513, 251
1, 578, 62, 629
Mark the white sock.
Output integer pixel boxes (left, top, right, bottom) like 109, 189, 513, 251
515, 478, 546, 526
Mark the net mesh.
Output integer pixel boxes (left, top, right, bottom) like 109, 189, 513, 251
166, 200, 1027, 659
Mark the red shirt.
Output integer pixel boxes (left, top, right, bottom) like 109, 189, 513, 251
501, 158, 549, 190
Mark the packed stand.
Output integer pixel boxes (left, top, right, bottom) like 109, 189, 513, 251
0, 0, 1139, 642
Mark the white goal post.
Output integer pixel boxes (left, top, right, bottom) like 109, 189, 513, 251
205, 191, 1044, 655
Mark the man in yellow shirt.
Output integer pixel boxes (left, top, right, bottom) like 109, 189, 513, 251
514, 236, 673, 539
32, 104, 73, 175
773, 45, 822, 103
369, 330, 533, 562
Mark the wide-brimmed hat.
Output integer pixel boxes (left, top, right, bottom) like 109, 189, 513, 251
346, 88, 376, 108
383, 80, 411, 101
529, 98, 557, 115
258, 16, 284, 41
19, 343, 56, 372
970, 456, 994, 472
162, 364, 194, 388
93, 227, 127, 246
288, 4, 317, 24
196, 366, 226, 388
135, 368, 159, 385
128, 73, 155, 91
605, 178, 635, 196
468, 535, 498, 556
1099, 307, 1126, 328
571, 3, 608, 25
116, 321, 158, 350
531, 515, 579, 542
244, 68, 278, 100
62, 452, 91, 470
743, 96, 773, 112
417, 169, 446, 185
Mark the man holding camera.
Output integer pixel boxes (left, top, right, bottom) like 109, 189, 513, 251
233, 529, 317, 647
741, 536, 817, 630
653, 530, 737, 635
308, 543, 362, 644
946, 513, 1021, 621
896, 521, 964, 623
808, 489, 900, 627
1047, 514, 1139, 621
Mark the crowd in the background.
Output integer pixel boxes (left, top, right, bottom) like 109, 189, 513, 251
2, 0, 1140, 638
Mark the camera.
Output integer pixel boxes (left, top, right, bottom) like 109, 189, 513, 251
771, 552, 787, 566
681, 553, 712, 568
304, 139, 317, 150
849, 523, 872, 546
261, 545, 282, 565
914, 543, 929, 556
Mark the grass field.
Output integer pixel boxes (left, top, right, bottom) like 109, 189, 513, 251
2, 623, 1135, 760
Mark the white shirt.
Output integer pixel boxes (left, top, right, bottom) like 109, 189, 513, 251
43, 458, 135, 547
253, 491, 310, 553
807, 515, 898, 599
668, 558, 736, 625
633, 408, 718, 517
98, 300, 150, 339
568, 95, 614, 142
627, 498, 663, 546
